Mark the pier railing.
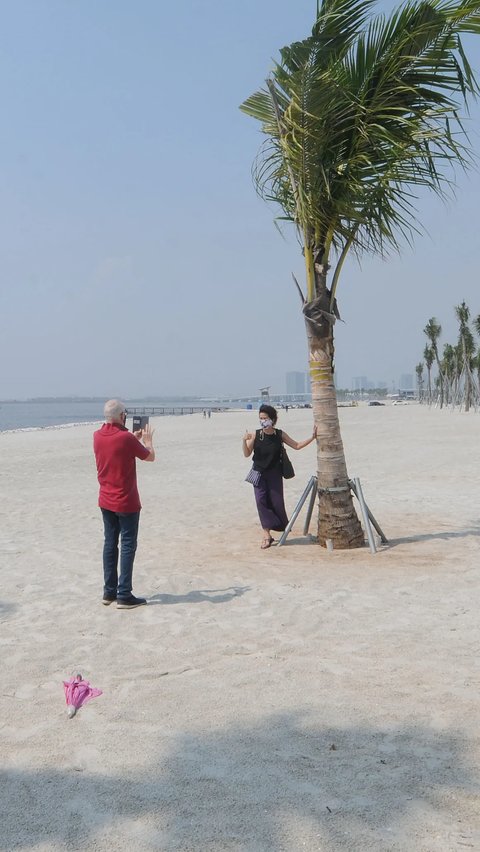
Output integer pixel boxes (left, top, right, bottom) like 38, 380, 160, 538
126, 406, 224, 417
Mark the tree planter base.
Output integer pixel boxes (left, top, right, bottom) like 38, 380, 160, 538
277, 476, 387, 553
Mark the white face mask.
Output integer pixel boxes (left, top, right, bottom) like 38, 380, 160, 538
260, 418, 273, 429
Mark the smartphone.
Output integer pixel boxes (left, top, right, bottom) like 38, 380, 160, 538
132, 415, 149, 432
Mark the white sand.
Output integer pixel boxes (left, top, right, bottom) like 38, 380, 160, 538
1, 405, 479, 851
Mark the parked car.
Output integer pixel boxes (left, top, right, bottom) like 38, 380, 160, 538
368, 400, 385, 406
392, 399, 409, 405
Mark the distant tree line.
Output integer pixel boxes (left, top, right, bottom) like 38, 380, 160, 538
416, 304, 480, 410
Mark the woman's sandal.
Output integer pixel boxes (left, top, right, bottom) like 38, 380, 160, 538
260, 536, 274, 549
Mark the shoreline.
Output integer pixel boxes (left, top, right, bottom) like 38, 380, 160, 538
0, 405, 244, 434
0, 419, 104, 436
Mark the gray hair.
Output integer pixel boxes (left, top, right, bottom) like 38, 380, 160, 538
104, 399, 126, 423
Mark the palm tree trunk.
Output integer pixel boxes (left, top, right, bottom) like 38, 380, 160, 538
434, 351, 444, 408
443, 372, 450, 405
305, 315, 364, 549
462, 342, 471, 412
465, 370, 471, 412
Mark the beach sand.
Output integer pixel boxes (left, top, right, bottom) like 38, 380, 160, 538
1, 405, 479, 851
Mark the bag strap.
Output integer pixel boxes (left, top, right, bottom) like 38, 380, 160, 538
276, 429, 285, 460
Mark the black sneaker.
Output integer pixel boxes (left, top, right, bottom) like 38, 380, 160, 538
102, 594, 117, 606
116, 595, 147, 609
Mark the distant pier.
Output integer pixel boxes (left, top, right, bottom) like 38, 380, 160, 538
126, 406, 224, 417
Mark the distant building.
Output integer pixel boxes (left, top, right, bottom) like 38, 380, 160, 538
352, 376, 368, 391
286, 371, 305, 394
400, 374, 413, 390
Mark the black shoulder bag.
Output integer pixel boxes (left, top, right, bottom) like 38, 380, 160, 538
277, 429, 295, 479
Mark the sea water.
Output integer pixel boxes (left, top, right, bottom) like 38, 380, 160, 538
0, 398, 225, 432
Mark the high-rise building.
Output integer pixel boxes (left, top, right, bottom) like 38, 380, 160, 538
286, 371, 305, 394
352, 376, 368, 391
400, 374, 413, 390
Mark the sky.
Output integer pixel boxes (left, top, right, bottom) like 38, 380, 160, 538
0, 0, 479, 399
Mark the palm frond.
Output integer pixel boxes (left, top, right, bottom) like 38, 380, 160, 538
240, 0, 480, 297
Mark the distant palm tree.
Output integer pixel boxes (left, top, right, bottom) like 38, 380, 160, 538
241, 0, 480, 547
473, 314, 480, 339
423, 319, 443, 406
455, 301, 475, 410
473, 315, 480, 397
415, 362, 424, 401
441, 343, 457, 405
423, 345, 435, 402
471, 350, 480, 398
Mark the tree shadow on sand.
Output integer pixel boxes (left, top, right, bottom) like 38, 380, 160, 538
261, 526, 480, 551
385, 525, 480, 549
2, 714, 478, 850
148, 586, 251, 606
274, 535, 317, 547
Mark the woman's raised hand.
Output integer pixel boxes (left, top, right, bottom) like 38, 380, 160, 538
242, 430, 254, 457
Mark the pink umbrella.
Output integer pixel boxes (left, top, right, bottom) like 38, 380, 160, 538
63, 674, 102, 718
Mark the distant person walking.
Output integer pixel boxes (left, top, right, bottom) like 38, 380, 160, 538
93, 399, 155, 608
242, 404, 316, 549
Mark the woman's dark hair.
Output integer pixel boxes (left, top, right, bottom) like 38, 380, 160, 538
259, 404, 278, 425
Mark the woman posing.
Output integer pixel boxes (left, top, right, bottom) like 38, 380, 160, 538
242, 404, 317, 549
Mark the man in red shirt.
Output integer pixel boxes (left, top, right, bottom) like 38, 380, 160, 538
94, 399, 155, 609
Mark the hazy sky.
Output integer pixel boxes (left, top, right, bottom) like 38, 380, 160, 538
1, 0, 479, 398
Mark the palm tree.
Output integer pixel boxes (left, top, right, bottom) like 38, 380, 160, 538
415, 362, 424, 401
241, 0, 480, 548
454, 301, 476, 410
441, 342, 457, 404
471, 350, 480, 402
473, 315, 480, 401
423, 318, 444, 406
423, 345, 435, 403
